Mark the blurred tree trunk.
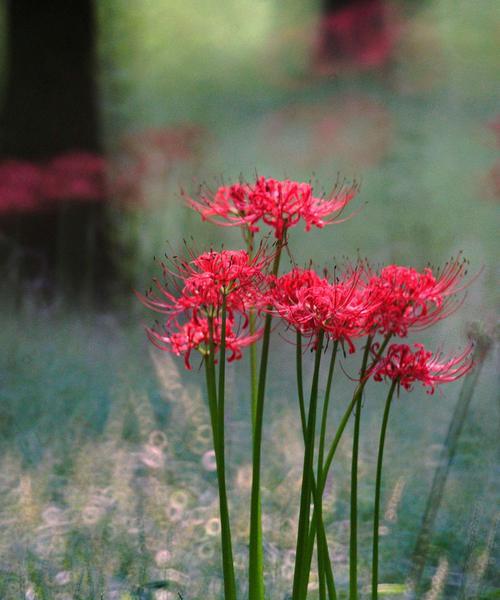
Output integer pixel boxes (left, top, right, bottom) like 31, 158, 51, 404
321, 0, 354, 10
0, 0, 112, 301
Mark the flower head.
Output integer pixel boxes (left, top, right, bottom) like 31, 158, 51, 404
138, 248, 269, 319
147, 314, 262, 370
137, 248, 268, 368
270, 264, 376, 351
270, 267, 329, 339
365, 258, 471, 337
371, 342, 474, 394
186, 176, 358, 240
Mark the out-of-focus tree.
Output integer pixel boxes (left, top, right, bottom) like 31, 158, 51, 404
0, 0, 112, 300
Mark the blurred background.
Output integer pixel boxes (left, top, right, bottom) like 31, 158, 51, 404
0, 1, 498, 598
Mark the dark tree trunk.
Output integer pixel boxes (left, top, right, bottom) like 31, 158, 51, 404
321, 0, 354, 11
1, 0, 100, 158
0, 0, 112, 302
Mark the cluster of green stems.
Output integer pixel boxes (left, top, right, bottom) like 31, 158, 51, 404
203, 231, 398, 599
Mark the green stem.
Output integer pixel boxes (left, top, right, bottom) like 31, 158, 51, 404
206, 317, 219, 446
317, 341, 339, 600
209, 309, 237, 600
349, 335, 373, 600
301, 384, 363, 597
292, 331, 324, 599
247, 232, 258, 434
372, 380, 397, 600
295, 334, 337, 600
249, 310, 258, 431
296, 332, 307, 434
248, 243, 283, 600
301, 334, 392, 594
317, 342, 339, 497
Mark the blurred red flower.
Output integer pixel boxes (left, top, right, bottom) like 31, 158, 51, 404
0, 151, 106, 215
42, 152, 106, 201
314, 0, 398, 74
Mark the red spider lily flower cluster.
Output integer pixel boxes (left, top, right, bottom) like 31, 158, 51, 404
0, 161, 44, 213
0, 152, 106, 214
141, 250, 474, 369
371, 343, 474, 394
42, 152, 106, 201
138, 249, 268, 369
143, 176, 475, 379
364, 259, 470, 337
269, 266, 379, 352
186, 175, 358, 240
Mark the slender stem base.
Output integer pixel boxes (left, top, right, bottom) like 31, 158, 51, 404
349, 336, 373, 600
248, 244, 283, 599
292, 332, 324, 599
206, 311, 237, 600
372, 381, 397, 600
296, 333, 337, 600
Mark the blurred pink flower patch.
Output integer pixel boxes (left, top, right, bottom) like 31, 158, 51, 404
42, 152, 106, 201
314, 0, 400, 75
0, 160, 44, 213
0, 151, 106, 215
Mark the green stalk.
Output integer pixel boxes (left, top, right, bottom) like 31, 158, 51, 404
301, 334, 392, 593
296, 334, 337, 600
246, 231, 258, 432
292, 331, 324, 599
209, 308, 237, 599
316, 341, 339, 600
301, 384, 363, 597
296, 332, 307, 434
249, 310, 258, 430
372, 380, 397, 600
204, 358, 219, 455
349, 335, 373, 600
246, 232, 262, 599
206, 315, 219, 446
248, 243, 283, 600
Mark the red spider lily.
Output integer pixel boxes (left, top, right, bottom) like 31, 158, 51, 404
0, 161, 44, 213
138, 248, 270, 369
371, 343, 474, 394
137, 249, 269, 319
314, 0, 398, 74
186, 176, 358, 240
0, 152, 106, 215
365, 258, 471, 337
146, 314, 262, 370
270, 267, 328, 337
270, 265, 377, 351
186, 182, 256, 230
41, 152, 106, 201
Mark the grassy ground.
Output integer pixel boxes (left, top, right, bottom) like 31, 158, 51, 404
0, 302, 498, 598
